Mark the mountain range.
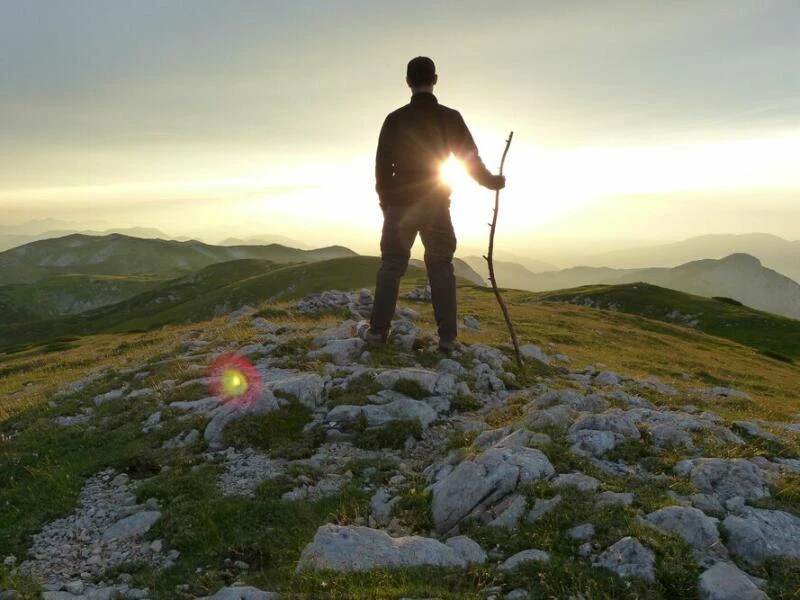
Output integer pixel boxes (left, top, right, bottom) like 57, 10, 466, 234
466, 252, 800, 320
0, 234, 357, 285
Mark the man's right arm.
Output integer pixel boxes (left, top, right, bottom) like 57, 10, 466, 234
375, 115, 394, 208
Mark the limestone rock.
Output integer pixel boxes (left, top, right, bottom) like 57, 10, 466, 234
735, 421, 782, 444
93, 386, 128, 406
375, 368, 457, 397
525, 405, 574, 431
567, 410, 641, 457
686, 459, 771, 502
468, 343, 507, 371
723, 507, 800, 564
552, 473, 601, 494
265, 373, 325, 409
567, 523, 595, 540
596, 491, 633, 508
526, 495, 562, 523
431, 447, 554, 533
698, 562, 768, 600
325, 397, 438, 429
535, 388, 608, 413
472, 363, 505, 393
645, 506, 725, 564
444, 535, 487, 564
204, 586, 279, 600
296, 525, 466, 571
307, 338, 364, 365
488, 494, 528, 529
520, 344, 549, 365
101, 511, 161, 542
593, 537, 655, 582
497, 549, 550, 571
370, 489, 399, 527
594, 371, 622, 386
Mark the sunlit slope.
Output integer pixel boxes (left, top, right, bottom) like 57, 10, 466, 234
531, 282, 800, 360
0, 257, 426, 352
0, 233, 357, 284
0, 274, 162, 324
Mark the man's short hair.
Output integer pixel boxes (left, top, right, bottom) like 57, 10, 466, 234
407, 56, 436, 87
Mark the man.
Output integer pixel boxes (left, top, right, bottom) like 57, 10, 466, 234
365, 56, 506, 353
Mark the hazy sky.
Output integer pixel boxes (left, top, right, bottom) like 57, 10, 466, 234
2, 0, 799, 255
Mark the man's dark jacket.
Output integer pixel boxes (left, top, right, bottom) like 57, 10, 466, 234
375, 92, 494, 208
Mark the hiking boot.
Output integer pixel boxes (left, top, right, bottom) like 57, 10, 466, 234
357, 320, 388, 347
437, 339, 462, 355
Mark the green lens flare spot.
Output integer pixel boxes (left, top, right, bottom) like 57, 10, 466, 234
221, 369, 248, 397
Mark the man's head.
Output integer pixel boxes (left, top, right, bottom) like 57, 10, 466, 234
406, 56, 437, 92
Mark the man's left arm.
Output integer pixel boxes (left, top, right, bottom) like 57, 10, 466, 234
375, 115, 394, 208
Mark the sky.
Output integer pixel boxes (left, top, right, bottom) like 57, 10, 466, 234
1, 0, 799, 258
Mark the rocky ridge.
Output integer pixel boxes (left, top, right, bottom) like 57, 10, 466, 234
1, 288, 798, 599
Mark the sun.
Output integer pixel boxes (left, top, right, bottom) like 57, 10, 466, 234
439, 155, 471, 191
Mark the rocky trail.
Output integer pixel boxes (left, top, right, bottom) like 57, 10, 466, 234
2, 288, 799, 599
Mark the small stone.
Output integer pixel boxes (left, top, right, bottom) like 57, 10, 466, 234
463, 315, 481, 330
520, 344, 549, 365
552, 473, 601, 493
488, 494, 527, 529
567, 523, 595, 540
102, 511, 162, 541
527, 495, 562, 523
595, 491, 633, 508
594, 537, 655, 582
594, 371, 622, 386
497, 549, 550, 571
65, 581, 85, 595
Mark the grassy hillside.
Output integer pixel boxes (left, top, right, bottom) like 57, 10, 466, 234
0, 233, 357, 284
0, 274, 163, 324
1, 280, 798, 598
533, 282, 800, 361
0, 257, 427, 353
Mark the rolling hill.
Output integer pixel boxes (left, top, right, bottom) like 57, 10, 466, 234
0, 256, 429, 353
531, 282, 800, 361
0, 233, 357, 285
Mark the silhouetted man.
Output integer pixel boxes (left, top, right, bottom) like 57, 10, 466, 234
365, 56, 505, 352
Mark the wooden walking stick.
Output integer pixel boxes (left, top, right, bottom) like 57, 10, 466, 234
484, 131, 523, 369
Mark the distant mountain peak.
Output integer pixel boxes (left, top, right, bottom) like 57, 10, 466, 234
719, 253, 762, 267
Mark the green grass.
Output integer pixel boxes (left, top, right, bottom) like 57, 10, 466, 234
460, 486, 700, 599
328, 373, 383, 407
535, 282, 800, 360
121, 466, 373, 596
223, 401, 324, 460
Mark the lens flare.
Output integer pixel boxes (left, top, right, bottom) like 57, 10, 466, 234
208, 355, 261, 407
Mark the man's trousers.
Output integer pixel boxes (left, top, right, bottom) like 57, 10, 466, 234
370, 199, 458, 343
